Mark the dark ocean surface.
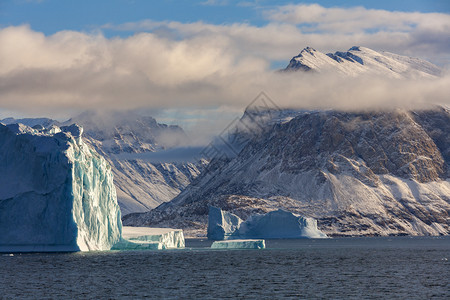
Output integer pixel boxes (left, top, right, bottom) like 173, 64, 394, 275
1, 237, 449, 299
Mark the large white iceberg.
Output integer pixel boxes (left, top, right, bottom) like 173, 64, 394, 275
207, 206, 327, 240
0, 123, 122, 252
112, 227, 185, 250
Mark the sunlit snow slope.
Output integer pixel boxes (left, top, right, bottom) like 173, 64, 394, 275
284, 46, 442, 78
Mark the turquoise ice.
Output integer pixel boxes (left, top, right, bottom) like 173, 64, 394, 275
211, 239, 265, 249
0, 123, 122, 252
207, 206, 327, 240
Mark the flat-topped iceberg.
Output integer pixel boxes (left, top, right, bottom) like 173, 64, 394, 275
207, 206, 327, 240
112, 227, 185, 250
0, 123, 122, 252
211, 239, 265, 249
111, 240, 164, 250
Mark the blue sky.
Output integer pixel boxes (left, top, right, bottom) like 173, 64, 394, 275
1, 0, 450, 131
2, 0, 449, 36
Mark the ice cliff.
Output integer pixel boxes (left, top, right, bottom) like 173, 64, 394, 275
0, 123, 122, 252
208, 206, 243, 240
208, 206, 327, 240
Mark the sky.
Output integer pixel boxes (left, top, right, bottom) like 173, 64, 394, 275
1, 0, 450, 136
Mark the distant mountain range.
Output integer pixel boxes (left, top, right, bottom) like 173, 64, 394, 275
122, 47, 449, 237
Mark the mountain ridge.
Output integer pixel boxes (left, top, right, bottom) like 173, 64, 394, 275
284, 46, 442, 78
123, 107, 450, 237
121, 47, 449, 237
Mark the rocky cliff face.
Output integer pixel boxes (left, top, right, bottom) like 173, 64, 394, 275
123, 107, 450, 237
261, 110, 446, 183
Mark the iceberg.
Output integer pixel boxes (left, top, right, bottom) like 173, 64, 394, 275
207, 206, 242, 240
0, 123, 122, 252
111, 240, 164, 250
238, 209, 328, 239
112, 227, 185, 250
207, 206, 327, 240
211, 239, 265, 249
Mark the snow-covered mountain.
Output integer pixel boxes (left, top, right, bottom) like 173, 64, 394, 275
284, 46, 442, 78
1, 112, 204, 216
121, 48, 448, 237
64, 111, 187, 153
0, 117, 58, 129
62, 111, 205, 215
123, 106, 450, 237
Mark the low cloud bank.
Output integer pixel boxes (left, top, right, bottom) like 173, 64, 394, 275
1, 3, 449, 117
114, 147, 205, 163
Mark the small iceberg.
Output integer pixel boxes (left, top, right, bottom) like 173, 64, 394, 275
111, 240, 165, 250
211, 239, 265, 249
208, 206, 327, 240
112, 227, 185, 250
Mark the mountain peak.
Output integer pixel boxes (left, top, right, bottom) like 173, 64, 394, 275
284, 46, 442, 78
348, 46, 361, 51
301, 46, 317, 54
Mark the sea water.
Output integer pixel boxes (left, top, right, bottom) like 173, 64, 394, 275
1, 237, 449, 299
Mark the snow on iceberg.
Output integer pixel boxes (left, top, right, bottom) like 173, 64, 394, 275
0, 123, 122, 252
211, 239, 265, 249
207, 206, 327, 240
112, 227, 185, 250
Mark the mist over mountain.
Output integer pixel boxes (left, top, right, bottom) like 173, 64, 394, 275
64, 110, 188, 152
123, 47, 450, 237
2, 25, 449, 115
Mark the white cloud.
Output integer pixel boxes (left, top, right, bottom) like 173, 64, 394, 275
265, 4, 450, 33
262, 4, 450, 63
102, 4, 450, 65
1, 4, 450, 120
